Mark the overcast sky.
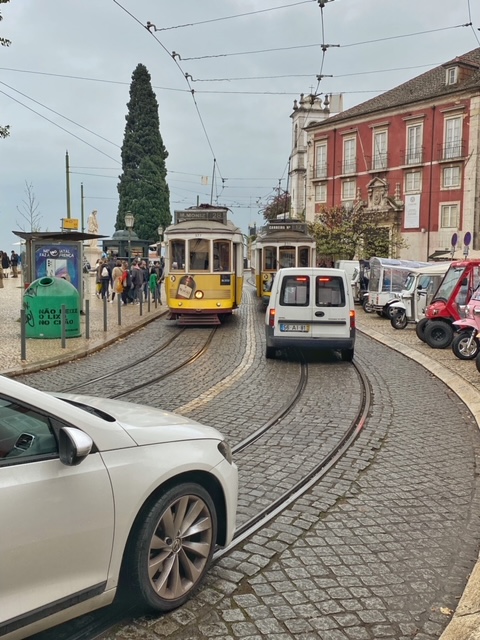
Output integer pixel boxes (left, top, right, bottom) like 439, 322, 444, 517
0, 0, 479, 250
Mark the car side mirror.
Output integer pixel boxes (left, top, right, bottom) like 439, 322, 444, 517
59, 426, 93, 466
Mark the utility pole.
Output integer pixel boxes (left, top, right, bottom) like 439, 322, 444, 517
80, 182, 85, 233
65, 150, 71, 219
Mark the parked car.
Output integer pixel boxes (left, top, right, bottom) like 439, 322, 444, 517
265, 267, 355, 361
0, 375, 238, 640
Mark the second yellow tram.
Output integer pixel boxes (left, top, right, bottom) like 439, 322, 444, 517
163, 205, 244, 325
251, 220, 316, 305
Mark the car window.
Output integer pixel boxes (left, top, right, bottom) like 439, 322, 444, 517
0, 397, 58, 464
316, 276, 345, 307
280, 275, 310, 306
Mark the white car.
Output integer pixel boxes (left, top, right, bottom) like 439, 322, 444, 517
0, 375, 238, 640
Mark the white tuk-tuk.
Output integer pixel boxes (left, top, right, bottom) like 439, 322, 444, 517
388, 262, 451, 329
367, 257, 430, 317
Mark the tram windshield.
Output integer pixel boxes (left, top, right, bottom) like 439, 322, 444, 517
189, 239, 209, 271
213, 240, 230, 271
299, 247, 310, 268
170, 240, 185, 271
279, 247, 295, 268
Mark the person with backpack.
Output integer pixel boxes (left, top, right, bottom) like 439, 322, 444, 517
130, 261, 144, 304
99, 260, 111, 300
120, 262, 132, 304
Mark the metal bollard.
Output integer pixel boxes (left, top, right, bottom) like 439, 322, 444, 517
117, 294, 122, 326
103, 295, 108, 332
61, 304, 66, 348
20, 308, 26, 361
139, 296, 143, 317
85, 299, 90, 339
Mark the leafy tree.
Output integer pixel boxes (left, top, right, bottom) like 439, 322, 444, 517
16, 181, 42, 232
116, 63, 170, 242
308, 205, 404, 261
261, 191, 291, 222
0, 0, 11, 139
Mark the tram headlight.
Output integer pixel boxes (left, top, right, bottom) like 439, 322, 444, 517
194, 290, 204, 299
218, 440, 233, 464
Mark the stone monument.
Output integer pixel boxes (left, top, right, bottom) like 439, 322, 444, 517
84, 210, 102, 278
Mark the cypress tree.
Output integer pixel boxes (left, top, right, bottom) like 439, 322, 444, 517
116, 63, 170, 241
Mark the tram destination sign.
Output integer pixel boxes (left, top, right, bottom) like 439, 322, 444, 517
175, 209, 227, 224
267, 222, 308, 234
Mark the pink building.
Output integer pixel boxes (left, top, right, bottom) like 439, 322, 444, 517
300, 48, 480, 261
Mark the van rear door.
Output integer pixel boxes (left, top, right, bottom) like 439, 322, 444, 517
311, 273, 350, 340
273, 273, 313, 339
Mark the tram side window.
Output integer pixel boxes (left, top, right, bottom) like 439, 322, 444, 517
264, 247, 277, 270
299, 247, 310, 268
213, 241, 230, 271
170, 240, 185, 271
316, 276, 345, 307
280, 276, 309, 306
279, 247, 295, 268
189, 239, 209, 271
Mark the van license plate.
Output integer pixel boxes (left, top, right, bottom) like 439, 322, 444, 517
280, 324, 309, 332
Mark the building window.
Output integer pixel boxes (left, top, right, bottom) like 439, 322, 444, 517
314, 183, 327, 202
373, 130, 388, 170
342, 179, 356, 202
446, 67, 458, 85
444, 116, 463, 159
440, 203, 459, 229
405, 171, 421, 193
343, 137, 356, 174
315, 143, 327, 179
442, 166, 461, 189
406, 123, 423, 164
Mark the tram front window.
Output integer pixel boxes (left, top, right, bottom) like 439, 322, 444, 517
279, 247, 295, 268
299, 247, 309, 268
213, 240, 230, 271
189, 238, 209, 271
264, 247, 277, 270
170, 240, 185, 271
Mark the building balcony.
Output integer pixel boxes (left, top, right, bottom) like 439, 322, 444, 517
403, 147, 424, 165
438, 141, 466, 161
367, 153, 389, 172
314, 164, 328, 180
340, 159, 357, 175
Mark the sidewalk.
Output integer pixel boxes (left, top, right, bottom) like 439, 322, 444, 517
0, 273, 166, 377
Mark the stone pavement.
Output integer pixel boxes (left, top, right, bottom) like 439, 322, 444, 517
0, 272, 166, 376
1, 278, 480, 639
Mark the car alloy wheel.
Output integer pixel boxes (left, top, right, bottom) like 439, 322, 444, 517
129, 483, 217, 611
451, 333, 480, 360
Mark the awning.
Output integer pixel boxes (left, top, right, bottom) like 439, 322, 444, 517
428, 250, 453, 261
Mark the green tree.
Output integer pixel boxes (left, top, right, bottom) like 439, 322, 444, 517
261, 191, 291, 222
116, 63, 170, 241
308, 205, 403, 261
0, 0, 11, 139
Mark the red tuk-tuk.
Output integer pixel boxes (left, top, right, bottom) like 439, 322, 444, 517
420, 260, 480, 348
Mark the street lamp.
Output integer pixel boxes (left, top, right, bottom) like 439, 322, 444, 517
157, 225, 164, 259
125, 212, 135, 266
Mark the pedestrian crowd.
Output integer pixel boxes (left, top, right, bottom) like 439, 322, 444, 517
94, 256, 164, 305
0, 250, 20, 287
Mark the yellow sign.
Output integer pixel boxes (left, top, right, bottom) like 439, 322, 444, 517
62, 218, 79, 230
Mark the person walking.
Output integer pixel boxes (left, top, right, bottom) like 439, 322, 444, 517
120, 262, 132, 305
110, 260, 123, 303
149, 268, 158, 303
0, 256, 4, 288
10, 251, 19, 278
1, 251, 10, 278
131, 261, 143, 304
99, 260, 111, 300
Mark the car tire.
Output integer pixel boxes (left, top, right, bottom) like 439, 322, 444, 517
415, 318, 429, 342
341, 348, 354, 362
424, 321, 454, 349
451, 333, 480, 360
265, 346, 276, 359
390, 310, 408, 330
362, 298, 374, 313
127, 483, 217, 612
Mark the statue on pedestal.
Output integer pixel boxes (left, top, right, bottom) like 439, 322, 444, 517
87, 210, 99, 246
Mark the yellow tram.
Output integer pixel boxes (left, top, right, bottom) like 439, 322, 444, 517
252, 220, 316, 305
164, 204, 244, 325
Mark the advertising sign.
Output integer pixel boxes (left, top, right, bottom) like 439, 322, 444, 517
404, 194, 420, 229
33, 243, 81, 292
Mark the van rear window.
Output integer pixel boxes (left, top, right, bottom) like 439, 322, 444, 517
280, 276, 310, 306
316, 276, 345, 307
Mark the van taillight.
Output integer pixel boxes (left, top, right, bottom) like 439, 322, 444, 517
350, 309, 355, 329
269, 308, 276, 327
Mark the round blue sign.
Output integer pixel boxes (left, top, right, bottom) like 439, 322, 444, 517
451, 233, 458, 248
464, 232, 472, 246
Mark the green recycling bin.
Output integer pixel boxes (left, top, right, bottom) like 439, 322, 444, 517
24, 277, 81, 339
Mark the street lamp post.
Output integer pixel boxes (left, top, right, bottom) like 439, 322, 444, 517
125, 212, 135, 266
157, 225, 164, 259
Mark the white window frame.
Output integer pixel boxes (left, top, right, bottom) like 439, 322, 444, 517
406, 123, 423, 164
442, 166, 461, 189
343, 137, 356, 174
373, 130, 388, 170
315, 142, 327, 179
314, 183, 327, 203
342, 179, 356, 202
446, 67, 458, 85
444, 116, 462, 159
405, 171, 421, 193
440, 202, 459, 229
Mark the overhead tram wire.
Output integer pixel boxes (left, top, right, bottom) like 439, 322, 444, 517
112, 0, 227, 196
466, 0, 480, 45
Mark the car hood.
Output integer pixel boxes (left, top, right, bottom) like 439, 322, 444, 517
53, 392, 224, 446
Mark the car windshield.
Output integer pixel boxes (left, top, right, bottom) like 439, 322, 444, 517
432, 266, 465, 302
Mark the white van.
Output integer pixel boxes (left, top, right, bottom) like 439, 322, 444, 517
335, 260, 359, 285
265, 267, 355, 361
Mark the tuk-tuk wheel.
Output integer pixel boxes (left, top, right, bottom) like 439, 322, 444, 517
362, 298, 374, 314
415, 318, 429, 342
451, 333, 480, 360
424, 321, 454, 349
391, 310, 408, 330
475, 352, 480, 374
